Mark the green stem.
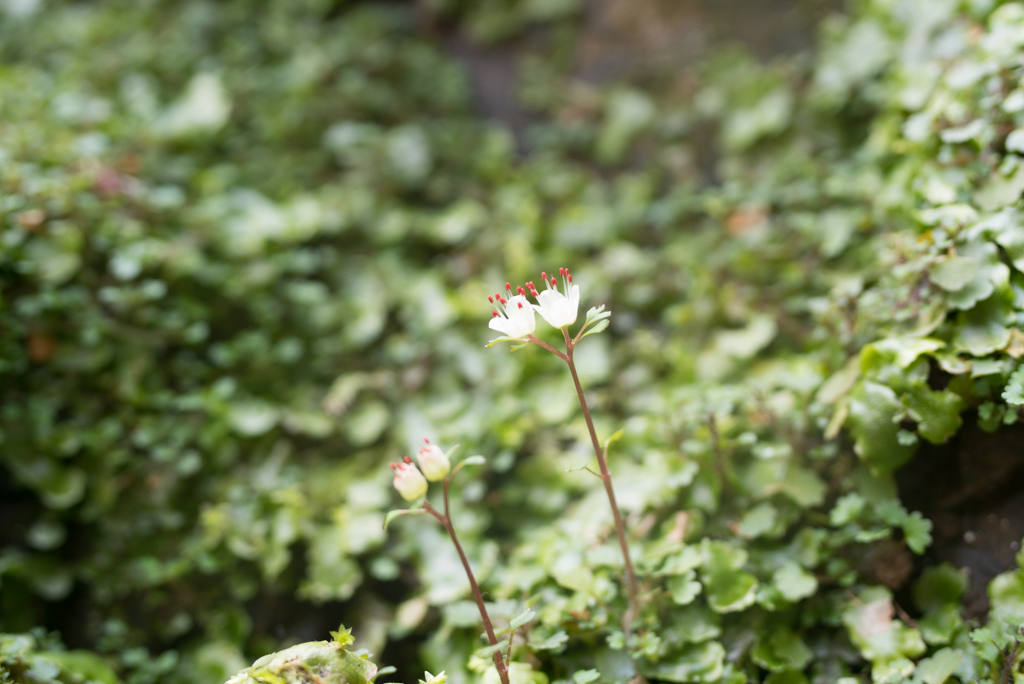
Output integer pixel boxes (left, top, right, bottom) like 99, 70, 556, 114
560, 328, 640, 632
424, 492, 509, 684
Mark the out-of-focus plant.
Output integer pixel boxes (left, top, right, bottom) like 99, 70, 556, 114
6, 0, 1024, 682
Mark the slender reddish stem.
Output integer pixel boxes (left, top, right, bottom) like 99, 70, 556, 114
527, 334, 568, 361
560, 328, 640, 632
425, 489, 509, 684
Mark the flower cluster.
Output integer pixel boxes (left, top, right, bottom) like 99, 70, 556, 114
390, 438, 451, 500
488, 268, 580, 341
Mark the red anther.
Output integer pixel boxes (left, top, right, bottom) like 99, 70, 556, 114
530, 290, 539, 297
568, 274, 572, 282
559, 267, 565, 275
505, 282, 512, 291
492, 310, 499, 317
551, 277, 557, 286
390, 463, 397, 470
488, 295, 494, 303
541, 272, 547, 281
404, 456, 412, 464
517, 286, 525, 295
517, 302, 523, 308
423, 437, 430, 443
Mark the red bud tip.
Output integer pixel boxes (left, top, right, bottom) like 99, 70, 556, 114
541, 272, 547, 280
404, 456, 412, 464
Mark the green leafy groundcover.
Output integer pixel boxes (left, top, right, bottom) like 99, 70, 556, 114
3, 0, 1024, 682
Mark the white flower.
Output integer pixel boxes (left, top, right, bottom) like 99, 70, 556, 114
391, 458, 428, 501
487, 283, 536, 340
529, 268, 580, 330
419, 672, 447, 684
416, 438, 450, 481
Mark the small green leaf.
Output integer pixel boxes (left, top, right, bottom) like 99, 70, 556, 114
584, 305, 612, 326
508, 608, 535, 632
904, 386, 964, 444
916, 647, 962, 684
330, 625, 355, 648
449, 454, 485, 478
773, 562, 818, 602
930, 255, 979, 291
846, 380, 916, 475
573, 669, 600, 684
603, 428, 624, 453
528, 630, 568, 651
913, 563, 968, 613
830, 493, 865, 526
383, 508, 425, 530
474, 643, 505, 659
738, 502, 778, 539
668, 571, 702, 605
902, 511, 933, 554
486, 335, 519, 348
579, 320, 610, 340
1003, 366, 1024, 405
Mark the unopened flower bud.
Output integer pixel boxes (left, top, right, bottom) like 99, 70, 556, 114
416, 439, 451, 481
391, 458, 428, 501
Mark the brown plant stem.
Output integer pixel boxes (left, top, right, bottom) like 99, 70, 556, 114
424, 483, 509, 684
553, 328, 640, 632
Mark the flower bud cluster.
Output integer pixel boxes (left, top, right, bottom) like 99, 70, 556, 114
390, 438, 451, 501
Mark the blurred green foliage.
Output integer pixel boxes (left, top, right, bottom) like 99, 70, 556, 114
4, 0, 1024, 683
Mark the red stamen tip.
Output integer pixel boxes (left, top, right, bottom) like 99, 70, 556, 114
390, 463, 397, 470
568, 274, 572, 282
541, 272, 547, 281
517, 302, 523, 308
492, 310, 499, 317
517, 286, 525, 295
404, 456, 412, 464
488, 296, 494, 303
423, 437, 429, 443
551, 277, 557, 286
505, 282, 511, 291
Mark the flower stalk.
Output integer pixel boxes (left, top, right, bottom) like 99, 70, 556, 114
487, 268, 639, 633
559, 327, 640, 628
423, 477, 509, 684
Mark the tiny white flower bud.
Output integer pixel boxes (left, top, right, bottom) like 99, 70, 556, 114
416, 439, 451, 482
391, 458, 428, 501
